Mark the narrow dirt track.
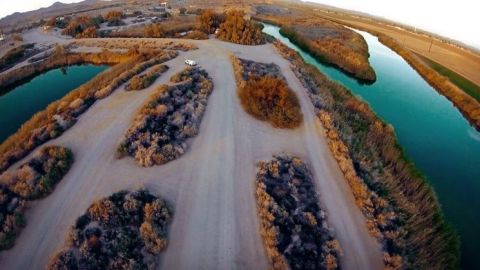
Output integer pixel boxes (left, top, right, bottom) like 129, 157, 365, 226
0, 38, 383, 270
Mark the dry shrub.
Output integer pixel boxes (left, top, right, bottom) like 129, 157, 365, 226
119, 67, 214, 166
255, 155, 342, 269
216, 10, 265, 45
47, 189, 172, 270
0, 145, 72, 250
198, 9, 225, 34
125, 64, 169, 91
181, 30, 208, 40
231, 56, 302, 128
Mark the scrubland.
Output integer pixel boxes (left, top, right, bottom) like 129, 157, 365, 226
47, 189, 172, 270
0, 146, 72, 250
256, 155, 342, 270
231, 56, 302, 128
0, 47, 178, 173
118, 67, 214, 166
273, 41, 459, 269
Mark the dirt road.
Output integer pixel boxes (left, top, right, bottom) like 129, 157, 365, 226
0, 37, 383, 270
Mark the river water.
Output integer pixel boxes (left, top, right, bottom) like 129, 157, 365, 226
262, 23, 480, 269
0, 65, 108, 143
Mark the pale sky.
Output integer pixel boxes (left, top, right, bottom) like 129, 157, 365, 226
305, 0, 480, 49
1, 0, 479, 48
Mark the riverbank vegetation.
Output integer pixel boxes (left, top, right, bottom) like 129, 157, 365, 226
415, 53, 480, 102
118, 67, 213, 167
231, 56, 302, 128
0, 47, 178, 173
256, 155, 342, 269
47, 189, 172, 269
323, 20, 480, 131
216, 10, 265, 45
273, 41, 459, 269
254, 13, 376, 82
125, 64, 169, 91
0, 43, 37, 73
0, 146, 73, 250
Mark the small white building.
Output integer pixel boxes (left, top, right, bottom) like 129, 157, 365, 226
0, 34, 5, 41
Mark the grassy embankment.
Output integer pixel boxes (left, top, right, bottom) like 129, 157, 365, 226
274, 41, 459, 269
415, 54, 480, 102
319, 18, 480, 131
254, 15, 376, 83
0, 47, 178, 173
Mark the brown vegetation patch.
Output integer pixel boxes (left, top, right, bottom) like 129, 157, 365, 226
255, 13, 376, 82
216, 10, 265, 45
0, 146, 73, 250
256, 155, 342, 270
47, 189, 172, 270
0, 48, 178, 173
274, 41, 459, 269
72, 39, 197, 52
118, 67, 213, 167
125, 64, 169, 91
231, 56, 302, 128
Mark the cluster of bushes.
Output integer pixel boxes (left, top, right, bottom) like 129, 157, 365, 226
0, 48, 178, 173
273, 40, 459, 269
144, 23, 166, 38
118, 67, 213, 167
61, 16, 103, 38
104, 11, 125, 27
256, 155, 342, 270
231, 56, 302, 128
216, 10, 265, 45
0, 146, 73, 250
125, 64, 169, 91
0, 43, 38, 73
47, 189, 172, 270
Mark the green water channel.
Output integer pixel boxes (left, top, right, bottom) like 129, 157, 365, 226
262, 23, 480, 269
0, 65, 108, 143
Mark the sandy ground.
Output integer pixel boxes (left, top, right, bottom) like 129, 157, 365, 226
319, 13, 480, 87
0, 37, 383, 270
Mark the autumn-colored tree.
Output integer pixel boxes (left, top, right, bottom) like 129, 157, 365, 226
105, 10, 124, 26
198, 9, 223, 34
216, 10, 264, 45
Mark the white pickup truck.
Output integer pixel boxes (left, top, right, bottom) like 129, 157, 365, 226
185, 59, 197, 66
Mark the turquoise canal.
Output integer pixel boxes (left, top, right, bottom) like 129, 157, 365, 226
262, 24, 480, 269
0, 65, 108, 143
